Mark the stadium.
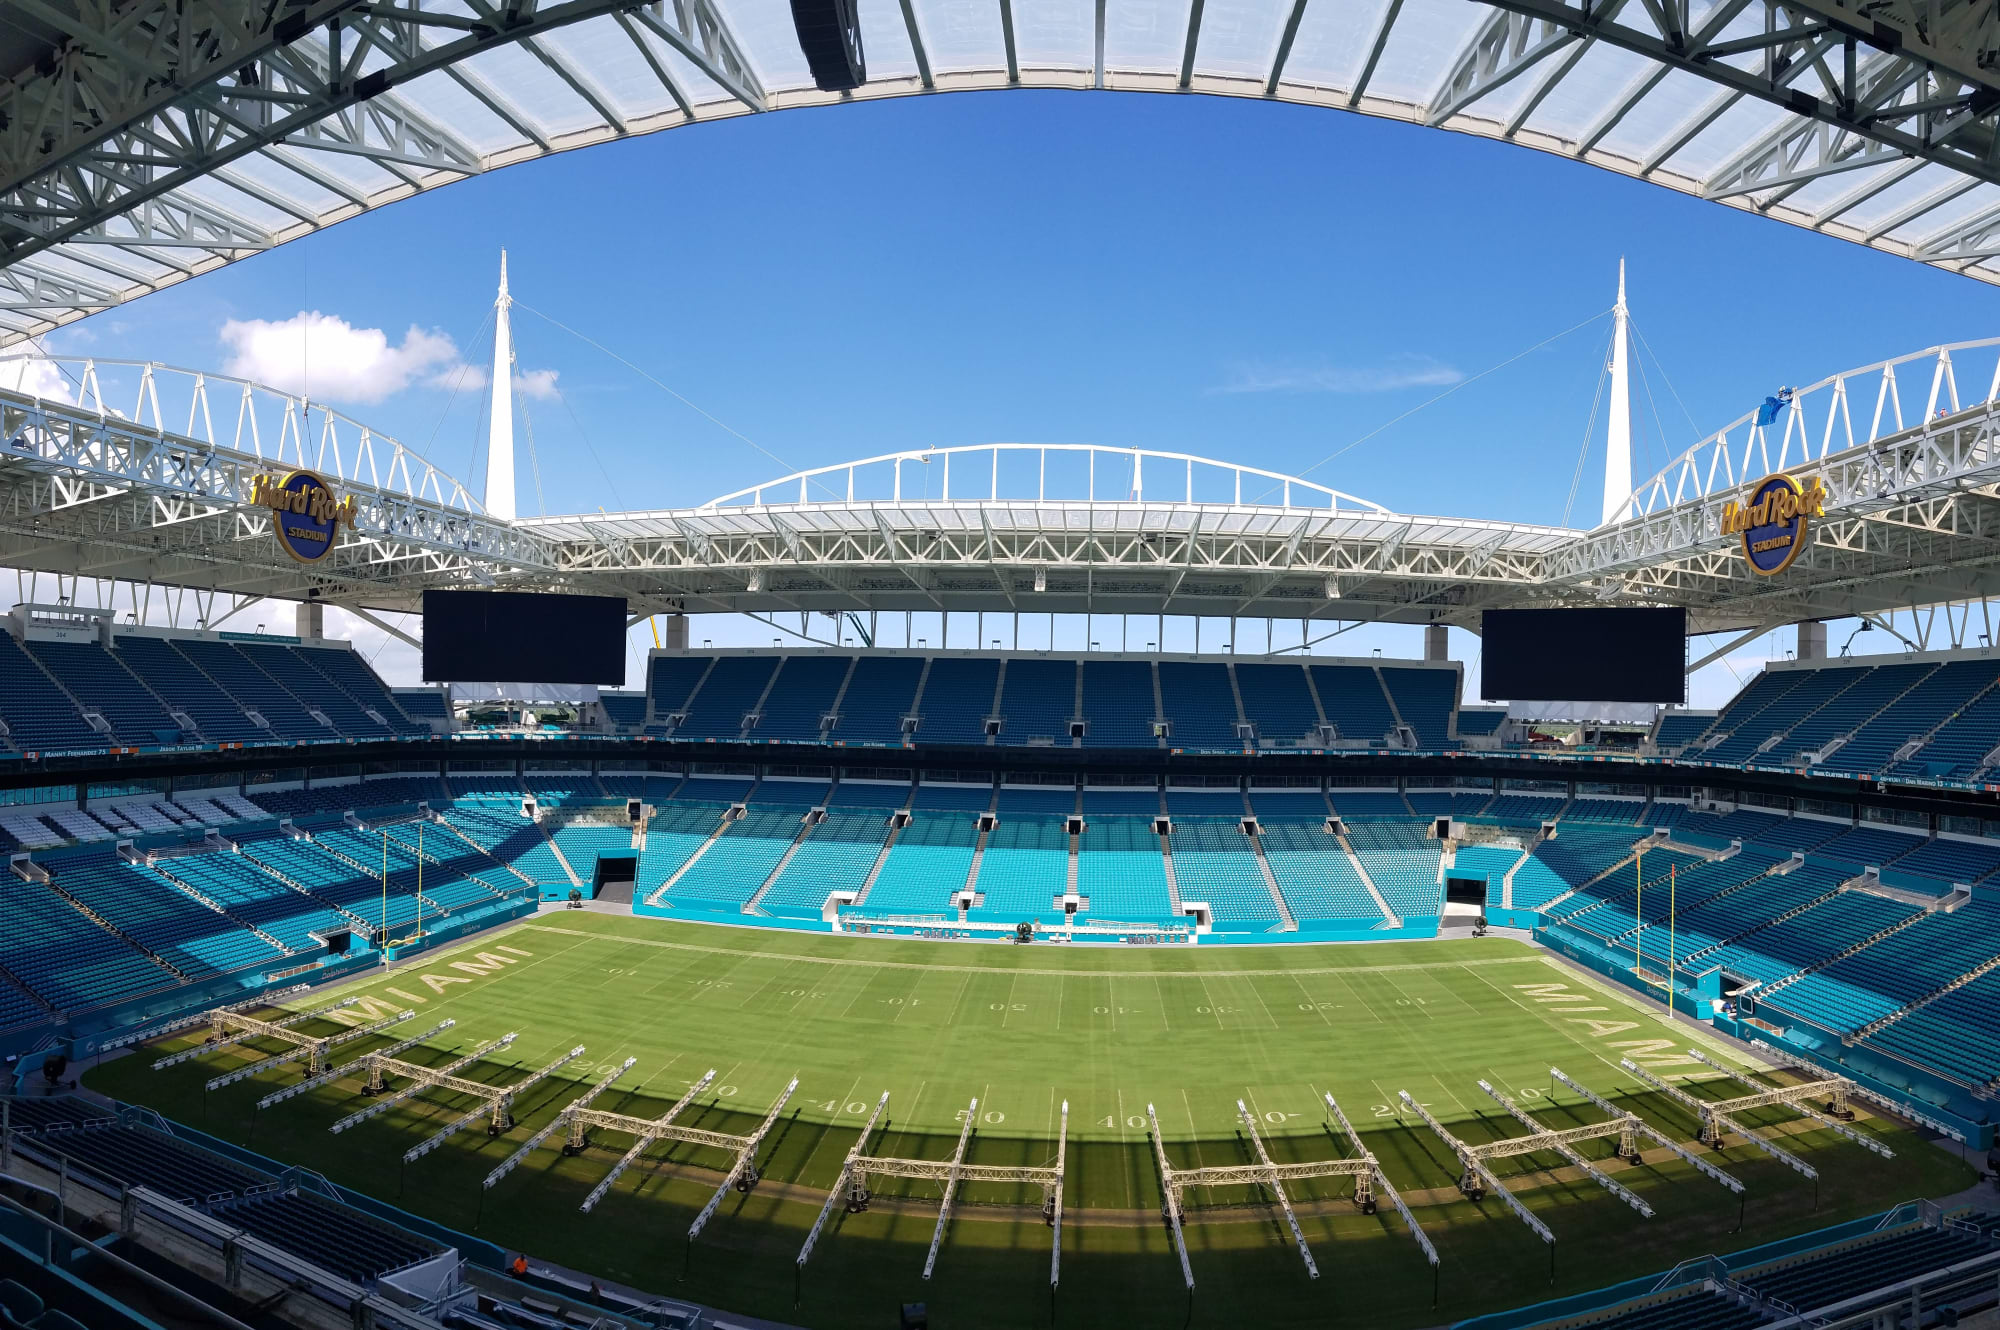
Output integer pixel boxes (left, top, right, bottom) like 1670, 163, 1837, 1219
7, 2, 2000, 1329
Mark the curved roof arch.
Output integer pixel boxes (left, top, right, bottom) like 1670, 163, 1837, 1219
696, 443, 1394, 514
8, 0, 2000, 344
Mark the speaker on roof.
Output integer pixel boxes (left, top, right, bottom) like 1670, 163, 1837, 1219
789, 0, 865, 90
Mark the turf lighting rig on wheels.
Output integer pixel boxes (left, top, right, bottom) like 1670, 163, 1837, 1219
1147, 1091, 1434, 1290
1619, 1052, 1892, 1175
560, 1068, 801, 1242
798, 1094, 1070, 1286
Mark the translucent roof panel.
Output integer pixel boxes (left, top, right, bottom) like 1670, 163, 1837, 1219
9, 0, 2000, 345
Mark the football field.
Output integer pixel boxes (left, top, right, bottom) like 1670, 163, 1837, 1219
89, 912, 1975, 1329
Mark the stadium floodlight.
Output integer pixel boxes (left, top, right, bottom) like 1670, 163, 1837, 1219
1548, 1069, 1743, 1194
1617, 1058, 1835, 1178
483, 1057, 638, 1189
574, 1070, 718, 1213
1397, 1091, 1554, 1245
1476, 1079, 1653, 1218
202, 1009, 415, 1091
688, 1076, 800, 1242
799, 1094, 1069, 1285
120, 985, 314, 1056
257, 1020, 457, 1110
1682, 1050, 1893, 1159
1146, 1103, 1197, 1291
402, 1045, 589, 1163
1322, 1092, 1437, 1268
1150, 1090, 1428, 1286
798, 1091, 889, 1271
329, 1032, 519, 1134
153, 996, 364, 1071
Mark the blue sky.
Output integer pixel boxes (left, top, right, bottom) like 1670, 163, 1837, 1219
24, 89, 2000, 696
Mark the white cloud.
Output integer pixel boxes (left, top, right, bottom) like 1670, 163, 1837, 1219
219, 311, 479, 404
218, 310, 561, 405
0, 340, 74, 403
1214, 355, 1464, 395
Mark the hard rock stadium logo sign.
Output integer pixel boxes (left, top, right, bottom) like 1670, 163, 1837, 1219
1720, 472, 1827, 576
248, 469, 356, 564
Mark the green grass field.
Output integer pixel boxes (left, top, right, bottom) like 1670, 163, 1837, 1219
87, 913, 1975, 1329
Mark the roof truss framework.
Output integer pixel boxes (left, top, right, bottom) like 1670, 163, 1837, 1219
18, 0, 2000, 340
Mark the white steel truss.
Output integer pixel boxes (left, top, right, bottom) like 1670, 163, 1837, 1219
12, 342, 2000, 632
197, 1008, 416, 1088
565, 1068, 799, 1239
149, 993, 361, 1072
327, 1030, 524, 1133
798, 1093, 1069, 1285
1619, 1052, 1892, 1177
400, 1043, 590, 1161
255, 1018, 456, 1108
20, 0, 2000, 343
482, 1055, 636, 1189
1148, 1091, 1434, 1290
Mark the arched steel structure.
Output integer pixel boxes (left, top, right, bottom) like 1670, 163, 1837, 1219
9, 343, 2000, 637
13, 0, 2000, 345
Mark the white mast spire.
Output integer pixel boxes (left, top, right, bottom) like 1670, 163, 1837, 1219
1601, 258, 1632, 526
484, 251, 517, 520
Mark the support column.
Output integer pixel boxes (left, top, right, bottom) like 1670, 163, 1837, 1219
295, 601, 324, 641
1425, 624, 1449, 662
664, 614, 689, 651
1797, 621, 1827, 660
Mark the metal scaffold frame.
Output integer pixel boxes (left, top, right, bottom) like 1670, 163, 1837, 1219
255, 1019, 456, 1109
401, 1044, 590, 1162
1621, 1052, 1892, 1177
327, 1030, 533, 1135
151, 994, 366, 1076
559, 1069, 800, 1240
798, 1094, 1069, 1285
1147, 1091, 1434, 1290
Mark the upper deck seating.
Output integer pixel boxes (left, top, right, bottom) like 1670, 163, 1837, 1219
1652, 711, 1714, 749
1380, 666, 1456, 749
393, 688, 450, 721
0, 633, 103, 751
1891, 679, 2000, 779
1233, 663, 1318, 745
912, 658, 999, 745
1457, 708, 1506, 737
1165, 790, 1244, 817
1824, 658, 1998, 774
115, 637, 264, 741
1766, 662, 1933, 767
835, 656, 925, 744
271, 649, 395, 739
648, 655, 713, 731
996, 659, 1078, 745
1157, 662, 1240, 750
758, 656, 850, 741
170, 640, 329, 741
23, 640, 182, 746
1310, 665, 1397, 745
1080, 660, 1157, 748
676, 657, 779, 741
